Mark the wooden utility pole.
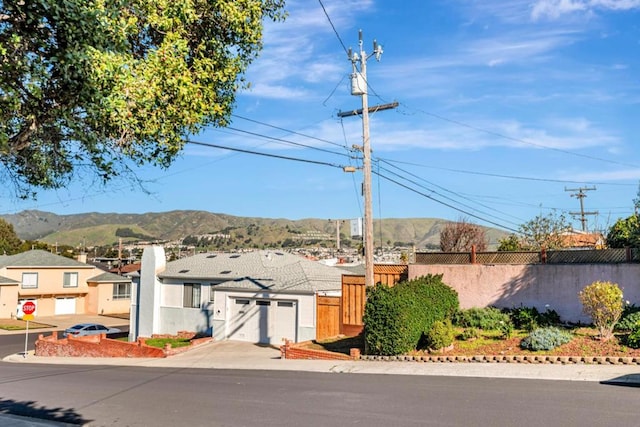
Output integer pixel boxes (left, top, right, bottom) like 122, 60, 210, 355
565, 186, 597, 231
341, 30, 391, 287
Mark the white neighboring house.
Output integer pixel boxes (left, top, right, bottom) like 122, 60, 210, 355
132, 247, 347, 345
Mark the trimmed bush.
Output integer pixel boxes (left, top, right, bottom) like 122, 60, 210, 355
498, 319, 514, 339
460, 327, 480, 341
362, 284, 410, 356
520, 327, 573, 351
579, 281, 624, 340
426, 319, 455, 350
363, 274, 459, 355
538, 308, 562, 327
616, 303, 640, 332
503, 306, 562, 331
507, 306, 539, 331
453, 307, 510, 330
626, 324, 640, 349
616, 312, 640, 332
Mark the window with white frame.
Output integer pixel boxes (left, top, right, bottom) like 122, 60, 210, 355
63, 272, 78, 288
113, 283, 131, 300
209, 284, 216, 302
183, 283, 201, 308
22, 272, 38, 289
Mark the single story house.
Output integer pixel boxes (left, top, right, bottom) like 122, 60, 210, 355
132, 247, 348, 345
0, 250, 132, 318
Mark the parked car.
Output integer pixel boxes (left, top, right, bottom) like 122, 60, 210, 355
63, 323, 121, 337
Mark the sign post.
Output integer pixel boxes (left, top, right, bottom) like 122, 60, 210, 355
21, 301, 36, 357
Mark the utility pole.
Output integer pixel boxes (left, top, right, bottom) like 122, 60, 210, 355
565, 186, 597, 231
328, 219, 345, 251
339, 30, 387, 288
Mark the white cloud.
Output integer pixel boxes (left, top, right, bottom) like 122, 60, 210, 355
243, 0, 374, 100
531, 0, 640, 20
565, 168, 640, 181
531, 0, 587, 20
362, 115, 619, 153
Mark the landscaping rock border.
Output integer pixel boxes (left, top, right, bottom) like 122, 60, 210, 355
358, 354, 640, 365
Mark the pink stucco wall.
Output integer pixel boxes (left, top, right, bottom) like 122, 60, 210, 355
409, 263, 640, 323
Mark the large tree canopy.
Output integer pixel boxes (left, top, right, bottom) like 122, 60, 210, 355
518, 211, 572, 250
0, 217, 21, 254
606, 215, 640, 248
0, 0, 285, 197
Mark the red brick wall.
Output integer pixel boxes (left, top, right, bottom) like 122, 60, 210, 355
280, 340, 355, 360
35, 331, 212, 358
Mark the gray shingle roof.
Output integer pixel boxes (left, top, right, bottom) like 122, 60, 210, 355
88, 271, 132, 283
0, 275, 19, 285
0, 250, 94, 268
159, 251, 349, 293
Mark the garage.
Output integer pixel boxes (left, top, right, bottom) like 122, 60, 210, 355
54, 297, 76, 315
227, 297, 297, 345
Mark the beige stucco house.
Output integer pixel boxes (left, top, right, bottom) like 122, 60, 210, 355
0, 250, 131, 319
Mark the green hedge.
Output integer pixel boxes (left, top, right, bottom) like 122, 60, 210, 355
363, 274, 459, 355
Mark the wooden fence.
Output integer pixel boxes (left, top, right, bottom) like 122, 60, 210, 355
317, 264, 408, 339
415, 247, 640, 265
316, 296, 341, 340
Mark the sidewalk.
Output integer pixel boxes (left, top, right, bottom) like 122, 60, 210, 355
4, 338, 640, 386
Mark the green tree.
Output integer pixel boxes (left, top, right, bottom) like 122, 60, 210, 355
0, 218, 22, 255
518, 211, 572, 250
497, 234, 524, 251
0, 0, 285, 197
17, 240, 49, 253
606, 215, 640, 248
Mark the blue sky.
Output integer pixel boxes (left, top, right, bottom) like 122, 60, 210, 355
2, 0, 640, 234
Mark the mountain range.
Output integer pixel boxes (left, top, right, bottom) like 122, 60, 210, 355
1, 210, 510, 250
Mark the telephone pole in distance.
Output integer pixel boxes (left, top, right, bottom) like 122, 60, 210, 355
565, 186, 598, 232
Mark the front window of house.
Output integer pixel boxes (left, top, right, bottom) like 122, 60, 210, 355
183, 283, 201, 308
113, 283, 131, 300
22, 272, 38, 289
63, 272, 78, 288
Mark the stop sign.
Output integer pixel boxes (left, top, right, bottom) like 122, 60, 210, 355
22, 301, 36, 315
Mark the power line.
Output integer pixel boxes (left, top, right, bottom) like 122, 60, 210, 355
225, 126, 351, 158
231, 114, 347, 149
377, 159, 525, 226
376, 163, 521, 229
318, 0, 349, 55
396, 103, 640, 169
374, 169, 520, 233
185, 139, 348, 170
377, 157, 636, 187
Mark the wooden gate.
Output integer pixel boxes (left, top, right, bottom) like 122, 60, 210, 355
316, 296, 341, 340
340, 264, 408, 337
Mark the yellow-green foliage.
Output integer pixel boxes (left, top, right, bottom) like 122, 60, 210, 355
579, 281, 624, 340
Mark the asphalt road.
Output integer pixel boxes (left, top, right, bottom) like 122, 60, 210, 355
0, 362, 639, 427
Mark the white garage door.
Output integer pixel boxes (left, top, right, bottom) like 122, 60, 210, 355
228, 298, 297, 345
55, 297, 76, 315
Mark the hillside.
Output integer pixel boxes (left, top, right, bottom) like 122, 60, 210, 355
1, 210, 510, 249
